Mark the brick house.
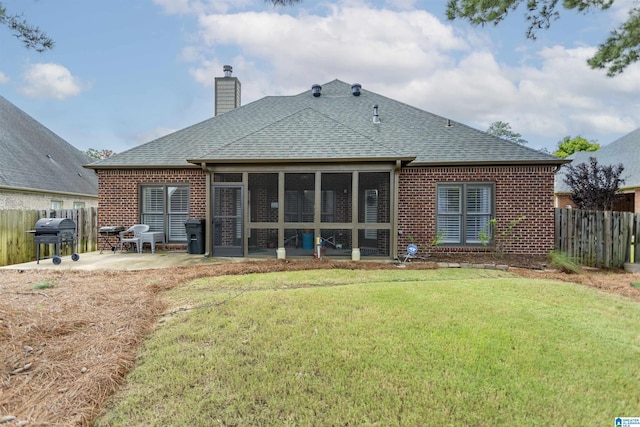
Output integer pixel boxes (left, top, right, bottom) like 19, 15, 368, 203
555, 128, 640, 213
0, 96, 98, 210
86, 73, 565, 259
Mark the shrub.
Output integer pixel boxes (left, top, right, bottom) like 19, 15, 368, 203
549, 250, 582, 274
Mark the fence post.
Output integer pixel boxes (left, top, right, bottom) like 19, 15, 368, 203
631, 213, 640, 262
566, 208, 573, 257
603, 210, 611, 268
620, 212, 632, 265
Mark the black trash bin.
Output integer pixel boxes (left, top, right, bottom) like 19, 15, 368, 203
185, 219, 206, 254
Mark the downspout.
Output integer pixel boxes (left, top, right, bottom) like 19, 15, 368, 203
392, 160, 401, 260
202, 162, 212, 257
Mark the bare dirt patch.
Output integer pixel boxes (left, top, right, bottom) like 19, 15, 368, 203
1, 258, 639, 426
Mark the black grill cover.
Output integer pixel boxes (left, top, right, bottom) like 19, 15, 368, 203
34, 218, 76, 235
99, 226, 125, 233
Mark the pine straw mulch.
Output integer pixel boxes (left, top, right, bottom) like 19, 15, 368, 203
1, 258, 639, 426
427, 252, 640, 302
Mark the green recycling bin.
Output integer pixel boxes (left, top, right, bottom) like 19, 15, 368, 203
185, 219, 206, 254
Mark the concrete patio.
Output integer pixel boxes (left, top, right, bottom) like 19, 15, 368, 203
0, 250, 246, 271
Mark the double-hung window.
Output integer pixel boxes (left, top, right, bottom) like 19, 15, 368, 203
436, 183, 494, 245
140, 185, 189, 242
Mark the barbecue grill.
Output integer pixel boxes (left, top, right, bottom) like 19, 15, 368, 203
31, 218, 80, 264
98, 226, 125, 253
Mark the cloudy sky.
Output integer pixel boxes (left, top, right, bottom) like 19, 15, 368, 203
0, 0, 639, 154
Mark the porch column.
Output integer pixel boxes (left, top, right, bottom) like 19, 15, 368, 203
351, 171, 359, 260
243, 172, 249, 257
277, 171, 286, 258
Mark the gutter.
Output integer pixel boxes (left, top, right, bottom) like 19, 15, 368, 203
186, 156, 416, 165
406, 159, 571, 167
0, 185, 98, 199
83, 163, 201, 170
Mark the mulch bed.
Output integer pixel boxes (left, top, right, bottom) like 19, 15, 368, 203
1, 258, 639, 425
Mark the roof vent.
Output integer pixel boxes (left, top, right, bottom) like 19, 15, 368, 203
312, 84, 322, 97
445, 119, 453, 128
351, 83, 361, 96
223, 65, 233, 77
373, 104, 380, 124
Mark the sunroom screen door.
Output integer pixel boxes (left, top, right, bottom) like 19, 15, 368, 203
212, 186, 243, 256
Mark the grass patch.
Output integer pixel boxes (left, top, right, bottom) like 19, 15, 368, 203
32, 281, 54, 290
549, 250, 582, 274
631, 282, 640, 289
97, 269, 640, 426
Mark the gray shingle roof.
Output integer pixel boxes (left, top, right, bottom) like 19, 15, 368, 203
555, 128, 640, 193
192, 108, 410, 162
0, 96, 98, 196
89, 80, 563, 168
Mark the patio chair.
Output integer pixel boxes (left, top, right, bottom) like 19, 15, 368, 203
284, 230, 299, 248
119, 224, 149, 253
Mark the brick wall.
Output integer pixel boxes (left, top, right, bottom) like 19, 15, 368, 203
98, 165, 557, 256
555, 194, 575, 209
557, 190, 637, 213
96, 168, 206, 228
398, 165, 557, 255
0, 189, 97, 210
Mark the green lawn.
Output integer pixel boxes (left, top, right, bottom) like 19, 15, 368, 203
96, 269, 640, 426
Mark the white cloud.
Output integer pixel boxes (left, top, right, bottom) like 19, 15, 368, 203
385, 0, 418, 10
369, 42, 640, 148
180, 45, 202, 62
20, 63, 89, 100
512, 46, 640, 136
610, 0, 637, 23
0, 71, 8, 84
162, 1, 640, 150
188, 5, 466, 100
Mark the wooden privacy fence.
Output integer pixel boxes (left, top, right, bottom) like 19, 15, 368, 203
0, 208, 98, 267
555, 208, 640, 268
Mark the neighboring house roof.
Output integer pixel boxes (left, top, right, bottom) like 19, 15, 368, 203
0, 96, 98, 196
87, 80, 563, 169
555, 128, 640, 193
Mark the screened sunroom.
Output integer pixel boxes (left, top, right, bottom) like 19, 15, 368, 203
207, 163, 397, 258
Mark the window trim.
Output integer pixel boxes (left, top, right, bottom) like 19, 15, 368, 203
140, 184, 190, 243
436, 182, 495, 246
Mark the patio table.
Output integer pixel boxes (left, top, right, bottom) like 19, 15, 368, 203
140, 232, 165, 254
